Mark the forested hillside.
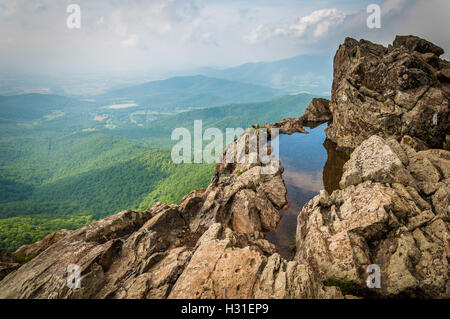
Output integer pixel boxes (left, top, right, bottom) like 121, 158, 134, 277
0, 91, 314, 251
109, 93, 317, 148
0, 94, 84, 121
0, 147, 214, 251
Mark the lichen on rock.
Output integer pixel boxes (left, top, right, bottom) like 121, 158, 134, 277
295, 134, 449, 298
0, 35, 448, 299
326, 35, 449, 150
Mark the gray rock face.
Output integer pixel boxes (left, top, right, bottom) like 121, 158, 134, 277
296, 134, 449, 298
0, 128, 299, 299
0, 250, 19, 281
340, 136, 415, 188
192, 128, 287, 235
261, 119, 309, 135
301, 98, 332, 124
267, 97, 332, 134
1, 35, 448, 299
326, 36, 449, 150
168, 223, 340, 299
14, 229, 72, 259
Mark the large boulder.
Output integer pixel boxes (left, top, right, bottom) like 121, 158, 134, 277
268, 97, 332, 134
169, 223, 340, 299
296, 135, 450, 298
301, 98, 332, 124
0, 250, 20, 281
326, 36, 449, 150
339, 136, 415, 188
194, 127, 287, 235
0, 204, 341, 299
13, 229, 72, 260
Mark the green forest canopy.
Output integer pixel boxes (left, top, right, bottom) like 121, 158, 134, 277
0, 92, 315, 251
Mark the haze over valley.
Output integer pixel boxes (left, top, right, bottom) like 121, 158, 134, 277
0, 0, 448, 256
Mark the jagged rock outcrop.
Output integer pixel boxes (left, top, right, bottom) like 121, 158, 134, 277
0, 35, 447, 299
0, 250, 19, 281
301, 98, 332, 124
14, 229, 72, 259
326, 35, 449, 150
266, 97, 332, 134
294, 36, 449, 298
169, 223, 340, 299
260, 119, 309, 135
0, 195, 339, 299
0, 201, 342, 299
190, 127, 287, 235
0, 230, 72, 282
296, 135, 449, 298
0, 128, 326, 299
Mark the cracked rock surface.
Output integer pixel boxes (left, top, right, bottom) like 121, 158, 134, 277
296, 135, 449, 298
326, 35, 449, 150
0, 35, 448, 299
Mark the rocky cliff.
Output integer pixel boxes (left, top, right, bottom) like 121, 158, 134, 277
296, 136, 449, 297
0, 35, 448, 299
326, 35, 449, 150
0, 129, 340, 299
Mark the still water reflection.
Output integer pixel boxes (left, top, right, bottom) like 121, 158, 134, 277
266, 123, 349, 260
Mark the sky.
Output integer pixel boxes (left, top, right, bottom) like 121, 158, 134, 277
0, 0, 449, 78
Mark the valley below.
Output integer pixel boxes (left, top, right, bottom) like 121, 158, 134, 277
0, 35, 448, 300
0, 76, 320, 252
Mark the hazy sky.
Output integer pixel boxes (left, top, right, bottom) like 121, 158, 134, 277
0, 0, 449, 77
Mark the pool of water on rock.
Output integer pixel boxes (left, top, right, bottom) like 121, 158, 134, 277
265, 123, 349, 260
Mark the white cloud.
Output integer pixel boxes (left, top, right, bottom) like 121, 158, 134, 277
290, 8, 346, 38
121, 35, 139, 49
181, 18, 202, 42
243, 8, 347, 45
271, 28, 289, 36
160, 23, 172, 33
243, 24, 264, 44
0, 0, 448, 77
115, 23, 128, 37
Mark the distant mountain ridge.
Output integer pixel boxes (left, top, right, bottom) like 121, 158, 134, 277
102, 75, 284, 111
196, 54, 333, 94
